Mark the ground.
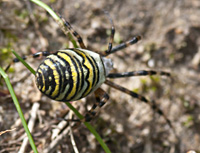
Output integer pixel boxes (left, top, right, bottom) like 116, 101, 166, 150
0, 0, 200, 153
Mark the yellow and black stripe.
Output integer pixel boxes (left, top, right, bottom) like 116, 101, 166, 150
35, 48, 106, 102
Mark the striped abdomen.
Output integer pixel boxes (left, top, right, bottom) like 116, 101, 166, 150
35, 48, 106, 102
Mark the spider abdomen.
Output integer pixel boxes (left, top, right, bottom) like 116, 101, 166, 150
35, 48, 107, 102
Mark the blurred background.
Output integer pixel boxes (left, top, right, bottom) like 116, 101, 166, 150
0, 0, 200, 152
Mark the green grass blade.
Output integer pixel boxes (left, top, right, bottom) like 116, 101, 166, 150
30, 0, 78, 48
65, 102, 111, 153
0, 67, 38, 153
67, 33, 79, 48
12, 50, 36, 75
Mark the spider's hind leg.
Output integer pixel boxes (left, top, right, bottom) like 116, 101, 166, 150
56, 12, 87, 49
61, 88, 109, 123
83, 88, 109, 122
4, 51, 52, 72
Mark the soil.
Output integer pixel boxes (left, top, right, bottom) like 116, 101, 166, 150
1, 0, 200, 153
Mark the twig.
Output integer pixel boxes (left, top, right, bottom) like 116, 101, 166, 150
44, 111, 78, 153
19, 102, 40, 153
43, 125, 71, 153
69, 111, 79, 153
0, 128, 16, 136
51, 114, 69, 140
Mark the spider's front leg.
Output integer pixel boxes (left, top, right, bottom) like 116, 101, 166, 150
105, 79, 173, 129
97, 11, 142, 56
107, 70, 170, 78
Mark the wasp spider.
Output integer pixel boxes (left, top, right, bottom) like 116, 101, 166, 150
6, 12, 171, 127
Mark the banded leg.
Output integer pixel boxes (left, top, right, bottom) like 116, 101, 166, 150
61, 88, 109, 122
105, 80, 172, 128
103, 35, 142, 56
97, 11, 141, 56
104, 11, 115, 54
83, 88, 109, 122
56, 13, 86, 49
107, 70, 170, 78
5, 51, 52, 72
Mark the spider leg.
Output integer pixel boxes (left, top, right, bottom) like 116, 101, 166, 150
5, 51, 52, 72
60, 88, 109, 122
97, 11, 141, 56
83, 88, 109, 122
107, 70, 170, 78
104, 79, 173, 129
63, 88, 109, 122
103, 35, 142, 56
104, 11, 115, 54
56, 13, 86, 49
